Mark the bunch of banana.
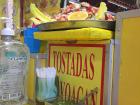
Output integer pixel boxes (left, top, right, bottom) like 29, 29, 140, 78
30, 3, 56, 23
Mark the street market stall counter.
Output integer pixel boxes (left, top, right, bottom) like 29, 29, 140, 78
31, 27, 114, 105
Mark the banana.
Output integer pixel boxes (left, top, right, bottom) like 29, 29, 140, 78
95, 2, 107, 20
30, 3, 56, 23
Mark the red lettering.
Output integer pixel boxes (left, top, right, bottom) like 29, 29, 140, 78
85, 90, 89, 105
76, 53, 82, 76
53, 51, 57, 68
59, 81, 65, 96
89, 53, 95, 80
72, 86, 76, 102
53, 51, 60, 72
66, 52, 71, 74
53, 51, 94, 80
65, 83, 71, 101
82, 54, 88, 79
58, 52, 62, 73
77, 86, 83, 103
61, 52, 65, 73
91, 91, 96, 105
70, 53, 75, 76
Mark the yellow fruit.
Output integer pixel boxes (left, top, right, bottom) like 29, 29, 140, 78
68, 11, 88, 20
30, 3, 56, 23
95, 2, 107, 20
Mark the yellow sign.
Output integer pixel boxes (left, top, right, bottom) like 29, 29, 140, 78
49, 43, 106, 105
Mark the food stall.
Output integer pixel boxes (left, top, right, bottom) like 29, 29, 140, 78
24, 0, 140, 104
34, 27, 114, 105
23, 1, 116, 105
1, 0, 140, 105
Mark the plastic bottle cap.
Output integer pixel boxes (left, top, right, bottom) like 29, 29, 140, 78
1, 27, 15, 36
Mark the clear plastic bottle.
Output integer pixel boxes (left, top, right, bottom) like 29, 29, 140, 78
0, 28, 30, 105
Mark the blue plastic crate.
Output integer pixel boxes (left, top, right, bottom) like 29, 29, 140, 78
24, 28, 41, 53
